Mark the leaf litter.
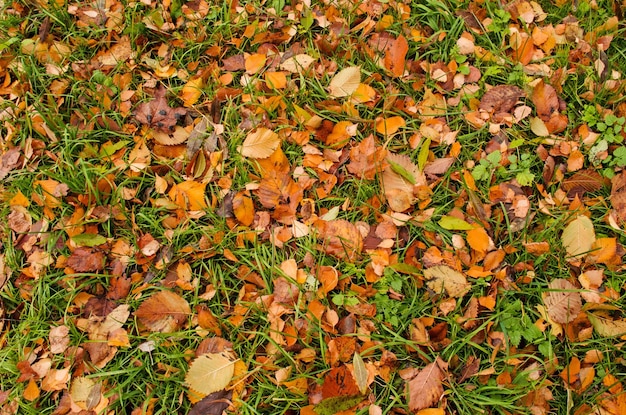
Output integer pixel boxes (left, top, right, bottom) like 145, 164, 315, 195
1, 1, 626, 415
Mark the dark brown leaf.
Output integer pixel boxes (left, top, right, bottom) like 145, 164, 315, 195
189, 389, 233, 415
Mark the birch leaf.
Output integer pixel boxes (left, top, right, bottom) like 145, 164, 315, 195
185, 353, 235, 397
328, 66, 361, 98
239, 128, 280, 159
424, 265, 470, 298
562, 216, 596, 258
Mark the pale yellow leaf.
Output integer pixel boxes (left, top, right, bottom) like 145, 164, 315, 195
239, 128, 280, 159
530, 116, 549, 136
280, 54, 316, 74
328, 66, 361, 98
352, 352, 368, 395
562, 216, 596, 258
185, 353, 235, 396
424, 265, 470, 298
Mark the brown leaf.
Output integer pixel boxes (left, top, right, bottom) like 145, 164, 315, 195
67, 247, 105, 272
544, 279, 582, 324
346, 135, 388, 180
611, 171, 626, 222
314, 219, 363, 262
189, 389, 233, 415
407, 357, 447, 412
531, 80, 559, 119
479, 85, 524, 114
563, 169, 606, 196
134, 86, 187, 133
135, 290, 191, 333
424, 265, 470, 298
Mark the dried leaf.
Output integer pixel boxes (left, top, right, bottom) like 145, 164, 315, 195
328, 66, 361, 98
280, 54, 316, 74
185, 353, 235, 397
466, 227, 491, 254
424, 265, 470, 298
67, 247, 105, 272
382, 153, 425, 212
135, 291, 191, 333
239, 128, 280, 159
544, 279, 582, 324
561, 216, 596, 258
407, 358, 446, 412
49, 325, 70, 354
375, 116, 406, 135
479, 85, 524, 114
189, 389, 233, 415
169, 180, 208, 211
314, 220, 363, 261
181, 77, 205, 107
563, 169, 606, 194
346, 135, 387, 180
611, 171, 626, 222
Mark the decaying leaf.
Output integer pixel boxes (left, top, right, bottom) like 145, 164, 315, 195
185, 353, 236, 397
346, 135, 388, 180
135, 290, 191, 333
543, 279, 582, 324
382, 153, 426, 212
189, 389, 233, 415
561, 216, 596, 258
587, 313, 626, 337
424, 265, 470, 298
328, 66, 361, 98
134, 86, 187, 133
67, 247, 105, 272
314, 219, 363, 262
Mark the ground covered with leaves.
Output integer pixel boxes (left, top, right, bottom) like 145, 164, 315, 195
1, 0, 626, 414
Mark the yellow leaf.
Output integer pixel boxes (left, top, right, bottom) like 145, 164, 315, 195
375, 116, 405, 135
180, 77, 205, 107
239, 128, 280, 159
328, 66, 361, 98
185, 353, 236, 397
587, 313, 626, 337
562, 216, 596, 258
530, 116, 549, 136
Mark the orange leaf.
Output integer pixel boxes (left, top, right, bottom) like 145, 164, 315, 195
317, 265, 338, 298
346, 135, 387, 180
168, 180, 208, 211
265, 71, 287, 89
375, 116, 405, 135
233, 192, 255, 226
23, 379, 40, 401
560, 356, 580, 386
239, 128, 280, 159
245, 53, 266, 75
407, 357, 447, 412
466, 227, 490, 254
384, 35, 408, 77
351, 83, 377, 104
